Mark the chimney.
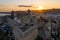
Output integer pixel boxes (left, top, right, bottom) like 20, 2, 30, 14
11, 10, 14, 19
27, 9, 31, 15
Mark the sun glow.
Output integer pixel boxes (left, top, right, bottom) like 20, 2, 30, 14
38, 6, 44, 10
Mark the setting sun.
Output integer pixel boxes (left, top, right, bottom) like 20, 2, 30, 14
38, 6, 44, 10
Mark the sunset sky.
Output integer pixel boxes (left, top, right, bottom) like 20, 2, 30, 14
0, 0, 60, 12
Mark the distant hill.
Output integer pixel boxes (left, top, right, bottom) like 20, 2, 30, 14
31, 9, 60, 15
1, 9, 60, 15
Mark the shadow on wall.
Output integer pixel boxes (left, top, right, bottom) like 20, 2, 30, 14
35, 34, 43, 40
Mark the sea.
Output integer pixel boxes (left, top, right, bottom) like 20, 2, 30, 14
0, 13, 11, 16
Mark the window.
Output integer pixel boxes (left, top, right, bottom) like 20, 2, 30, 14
31, 24, 34, 26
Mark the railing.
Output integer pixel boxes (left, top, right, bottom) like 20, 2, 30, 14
24, 25, 37, 37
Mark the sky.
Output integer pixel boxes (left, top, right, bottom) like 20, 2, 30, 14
0, 0, 60, 12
